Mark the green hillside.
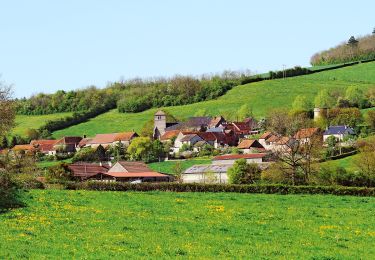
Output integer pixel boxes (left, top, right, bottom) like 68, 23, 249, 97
12, 112, 72, 137
52, 62, 375, 138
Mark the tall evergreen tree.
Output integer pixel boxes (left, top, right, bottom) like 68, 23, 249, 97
373, 27, 375, 34
0, 137, 8, 149
347, 36, 359, 46
10, 136, 17, 148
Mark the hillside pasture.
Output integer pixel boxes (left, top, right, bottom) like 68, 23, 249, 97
52, 62, 375, 138
13, 112, 72, 137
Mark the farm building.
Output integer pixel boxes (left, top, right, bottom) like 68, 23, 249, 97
86, 132, 138, 148
213, 153, 268, 165
69, 161, 171, 182
182, 164, 232, 184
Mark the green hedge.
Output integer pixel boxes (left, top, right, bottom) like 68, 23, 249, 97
65, 182, 375, 197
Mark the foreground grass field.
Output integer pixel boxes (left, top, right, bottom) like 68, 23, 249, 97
53, 62, 375, 138
13, 112, 72, 137
0, 190, 374, 258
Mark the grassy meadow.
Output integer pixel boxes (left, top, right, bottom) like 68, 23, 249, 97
52, 62, 375, 138
0, 189, 374, 259
13, 112, 72, 137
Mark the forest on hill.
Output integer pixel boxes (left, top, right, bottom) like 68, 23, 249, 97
311, 29, 375, 65
16, 71, 252, 115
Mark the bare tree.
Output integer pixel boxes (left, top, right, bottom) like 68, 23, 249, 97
0, 82, 15, 137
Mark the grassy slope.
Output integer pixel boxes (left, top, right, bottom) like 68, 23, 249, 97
0, 190, 374, 259
12, 112, 72, 137
53, 62, 375, 138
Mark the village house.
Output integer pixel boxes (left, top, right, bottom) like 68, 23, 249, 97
237, 139, 265, 154
68, 161, 171, 182
53, 136, 83, 153
294, 128, 321, 144
30, 139, 58, 155
153, 110, 226, 140
11, 144, 36, 154
86, 132, 138, 149
323, 125, 355, 142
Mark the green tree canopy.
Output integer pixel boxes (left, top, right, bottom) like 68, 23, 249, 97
228, 159, 261, 184
237, 104, 253, 121
345, 86, 364, 107
314, 89, 335, 108
292, 95, 312, 113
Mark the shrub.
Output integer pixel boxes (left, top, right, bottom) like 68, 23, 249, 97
0, 171, 23, 211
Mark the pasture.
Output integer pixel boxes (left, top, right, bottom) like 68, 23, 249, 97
0, 190, 374, 258
52, 62, 375, 138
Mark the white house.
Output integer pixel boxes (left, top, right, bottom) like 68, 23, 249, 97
323, 125, 355, 142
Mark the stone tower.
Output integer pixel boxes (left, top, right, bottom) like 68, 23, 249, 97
314, 107, 328, 121
154, 110, 167, 139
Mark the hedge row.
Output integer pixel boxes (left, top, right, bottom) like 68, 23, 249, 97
65, 182, 375, 197
39, 101, 116, 133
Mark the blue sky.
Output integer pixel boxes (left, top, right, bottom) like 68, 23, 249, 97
1, 0, 374, 98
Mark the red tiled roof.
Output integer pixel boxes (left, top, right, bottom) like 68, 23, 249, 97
160, 130, 180, 141
213, 153, 267, 160
294, 128, 320, 139
30, 139, 58, 152
105, 172, 168, 178
115, 132, 138, 142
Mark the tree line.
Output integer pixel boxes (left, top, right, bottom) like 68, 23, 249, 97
16, 71, 254, 115
311, 30, 375, 66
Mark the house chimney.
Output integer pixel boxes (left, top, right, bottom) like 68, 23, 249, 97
108, 161, 112, 167
99, 162, 102, 167
83, 134, 87, 138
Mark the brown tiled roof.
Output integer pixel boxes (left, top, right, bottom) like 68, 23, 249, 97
259, 131, 272, 139
155, 110, 166, 116
267, 135, 280, 143
54, 136, 82, 145
89, 132, 137, 144
106, 172, 168, 178
12, 145, 35, 151
237, 139, 264, 149
213, 153, 267, 160
68, 163, 110, 178
30, 140, 58, 152
181, 134, 201, 142
118, 161, 153, 173
294, 128, 320, 139
78, 138, 92, 148
115, 132, 138, 142
209, 116, 225, 128
275, 137, 290, 145
160, 130, 180, 141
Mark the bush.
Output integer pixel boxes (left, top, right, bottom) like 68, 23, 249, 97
65, 182, 375, 197
14, 173, 45, 189
0, 171, 24, 211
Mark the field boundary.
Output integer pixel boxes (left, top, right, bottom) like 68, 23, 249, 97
65, 182, 375, 197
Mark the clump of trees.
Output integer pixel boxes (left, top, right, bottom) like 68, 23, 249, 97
228, 159, 261, 184
311, 32, 375, 65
